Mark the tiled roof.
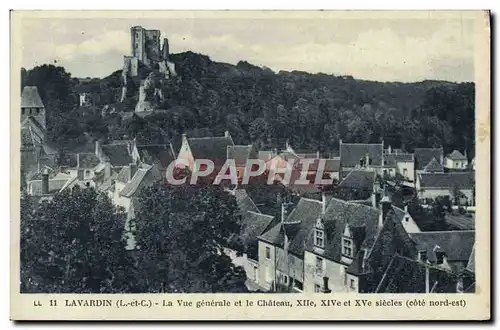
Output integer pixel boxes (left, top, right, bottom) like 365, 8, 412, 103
136, 144, 176, 168
234, 189, 260, 214
340, 143, 383, 168
101, 143, 133, 167
447, 150, 467, 161
324, 158, 341, 172
285, 198, 324, 256
77, 153, 100, 169
21, 86, 44, 108
418, 172, 474, 189
423, 157, 444, 172
337, 169, 376, 192
187, 136, 234, 167
97, 172, 117, 192
445, 213, 474, 230
306, 198, 380, 262
227, 145, 256, 166
409, 230, 475, 263
240, 211, 275, 252
414, 148, 443, 170
375, 255, 458, 293
258, 222, 284, 246
119, 164, 162, 198
116, 166, 131, 183
384, 153, 414, 166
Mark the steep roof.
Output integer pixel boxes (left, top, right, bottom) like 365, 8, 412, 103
447, 150, 467, 161
227, 145, 256, 166
423, 157, 444, 172
340, 143, 383, 168
119, 164, 162, 198
21, 86, 44, 108
337, 169, 376, 192
305, 198, 380, 262
418, 172, 474, 189
28, 178, 71, 196
77, 153, 100, 169
414, 148, 443, 170
136, 144, 176, 168
234, 189, 260, 214
240, 211, 275, 253
324, 158, 341, 172
384, 153, 414, 166
375, 255, 458, 293
187, 136, 234, 167
258, 150, 274, 162
101, 143, 133, 167
285, 198, 324, 256
409, 230, 475, 263
258, 222, 284, 246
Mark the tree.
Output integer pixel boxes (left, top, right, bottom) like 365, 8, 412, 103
20, 188, 136, 293
133, 181, 248, 293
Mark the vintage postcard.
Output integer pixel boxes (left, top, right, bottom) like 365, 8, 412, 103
10, 10, 490, 321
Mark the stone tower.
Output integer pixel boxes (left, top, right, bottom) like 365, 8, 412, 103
21, 86, 46, 129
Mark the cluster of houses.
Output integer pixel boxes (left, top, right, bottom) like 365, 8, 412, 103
20, 85, 476, 294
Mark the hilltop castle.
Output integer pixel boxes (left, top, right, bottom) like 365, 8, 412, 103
123, 26, 176, 78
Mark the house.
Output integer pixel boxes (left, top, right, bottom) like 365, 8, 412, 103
414, 148, 444, 174
257, 197, 325, 292
445, 150, 469, 170
95, 140, 135, 170
176, 131, 235, 171
339, 140, 384, 175
302, 189, 422, 294
112, 163, 163, 212
384, 153, 415, 181
416, 172, 475, 205
334, 169, 377, 201
422, 158, 444, 173
131, 143, 176, 176
26, 168, 74, 202
227, 144, 258, 181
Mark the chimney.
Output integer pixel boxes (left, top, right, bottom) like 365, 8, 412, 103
224, 130, 230, 138
285, 139, 291, 151
104, 162, 111, 179
387, 145, 392, 154
77, 168, 85, 181
379, 187, 392, 228
316, 150, 320, 159
129, 163, 138, 181
76, 153, 81, 169
95, 140, 101, 158
404, 204, 408, 213
425, 263, 430, 293
42, 168, 49, 195
440, 147, 444, 165
321, 192, 327, 215
272, 148, 278, 158
372, 180, 382, 209
322, 276, 332, 293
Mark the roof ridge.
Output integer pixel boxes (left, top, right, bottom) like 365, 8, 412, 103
410, 230, 474, 234
300, 197, 323, 204
247, 210, 274, 218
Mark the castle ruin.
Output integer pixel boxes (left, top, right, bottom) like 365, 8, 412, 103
123, 26, 177, 78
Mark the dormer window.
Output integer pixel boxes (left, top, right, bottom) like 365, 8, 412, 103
314, 218, 325, 249
342, 225, 354, 259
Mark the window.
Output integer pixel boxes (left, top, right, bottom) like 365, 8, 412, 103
455, 162, 459, 167
36, 108, 40, 114
283, 275, 288, 285
265, 247, 271, 260
403, 168, 408, 178
342, 238, 353, 258
21, 108, 25, 115
315, 256, 323, 274
265, 266, 272, 283
343, 267, 348, 286
314, 284, 321, 293
404, 216, 409, 222
85, 170, 91, 176
350, 279, 356, 290
314, 229, 324, 248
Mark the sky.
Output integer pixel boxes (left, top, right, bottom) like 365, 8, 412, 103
19, 13, 476, 82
